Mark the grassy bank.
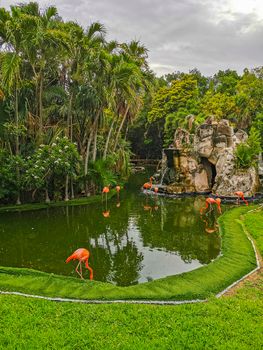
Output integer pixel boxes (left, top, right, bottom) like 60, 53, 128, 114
0, 279, 262, 350
0, 206, 258, 301
0, 191, 116, 213
243, 206, 263, 256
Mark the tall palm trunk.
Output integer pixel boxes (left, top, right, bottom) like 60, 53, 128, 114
65, 174, 69, 201
113, 105, 130, 152
92, 121, 98, 161
15, 84, 21, 205
84, 109, 101, 194
65, 94, 73, 201
103, 120, 115, 160
38, 72, 43, 144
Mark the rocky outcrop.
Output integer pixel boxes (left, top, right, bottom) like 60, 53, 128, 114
157, 117, 260, 197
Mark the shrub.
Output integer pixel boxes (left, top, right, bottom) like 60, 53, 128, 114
235, 127, 262, 169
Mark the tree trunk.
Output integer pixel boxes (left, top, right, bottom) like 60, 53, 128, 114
15, 85, 21, 205
70, 179, 75, 199
84, 130, 94, 176
45, 188, 50, 203
92, 121, 98, 162
39, 72, 43, 144
65, 175, 69, 201
84, 109, 101, 176
113, 105, 130, 152
103, 120, 115, 160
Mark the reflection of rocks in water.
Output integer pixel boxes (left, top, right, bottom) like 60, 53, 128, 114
137, 197, 221, 265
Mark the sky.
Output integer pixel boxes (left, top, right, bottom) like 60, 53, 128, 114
1, 0, 263, 76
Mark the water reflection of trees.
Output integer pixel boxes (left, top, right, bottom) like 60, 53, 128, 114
0, 179, 220, 285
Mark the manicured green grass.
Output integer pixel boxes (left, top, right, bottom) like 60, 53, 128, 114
0, 206, 258, 301
0, 276, 262, 349
244, 206, 263, 256
0, 191, 116, 213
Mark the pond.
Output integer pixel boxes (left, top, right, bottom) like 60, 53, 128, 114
0, 169, 221, 286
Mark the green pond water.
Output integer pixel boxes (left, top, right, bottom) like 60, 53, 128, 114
0, 169, 221, 286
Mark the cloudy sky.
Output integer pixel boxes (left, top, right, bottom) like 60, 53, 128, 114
1, 0, 263, 76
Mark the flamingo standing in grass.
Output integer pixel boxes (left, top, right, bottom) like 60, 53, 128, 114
66, 248, 93, 280
200, 197, 222, 214
234, 191, 248, 206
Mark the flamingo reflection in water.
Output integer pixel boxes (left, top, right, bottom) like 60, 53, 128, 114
200, 215, 219, 234
102, 186, 110, 217
66, 248, 93, 280
103, 210, 110, 218
116, 185, 121, 207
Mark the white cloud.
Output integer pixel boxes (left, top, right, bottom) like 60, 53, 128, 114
1, 0, 262, 76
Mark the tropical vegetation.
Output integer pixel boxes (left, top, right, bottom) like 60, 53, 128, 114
0, 2, 152, 204
0, 2, 262, 206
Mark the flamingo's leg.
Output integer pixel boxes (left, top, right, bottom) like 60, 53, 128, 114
75, 261, 83, 279
79, 261, 84, 280
86, 260, 94, 280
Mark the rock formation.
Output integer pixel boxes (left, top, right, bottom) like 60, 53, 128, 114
156, 117, 260, 197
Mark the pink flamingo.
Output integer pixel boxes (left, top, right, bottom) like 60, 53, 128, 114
200, 197, 221, 214
234, 191, 248, 206
143, 177, 153, 190
66, 248, 93, 280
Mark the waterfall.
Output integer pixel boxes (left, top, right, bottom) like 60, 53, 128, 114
160, 167, 168, 185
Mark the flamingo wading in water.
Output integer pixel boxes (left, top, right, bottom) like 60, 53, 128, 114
66, 248, 93, 280
200, 197, 222, 214
234, 191, 248, 206
143, 177, 153, 190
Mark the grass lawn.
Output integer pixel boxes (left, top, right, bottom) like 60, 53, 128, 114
0, 272, 262, 349
0, 205, 262, 349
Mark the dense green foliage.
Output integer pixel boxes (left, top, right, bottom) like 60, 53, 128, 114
0, 2, 153, 204
0, 206, 262, 349
235, 127, 262, 169
0, 206, 257, 300
129, 68, 263, 156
